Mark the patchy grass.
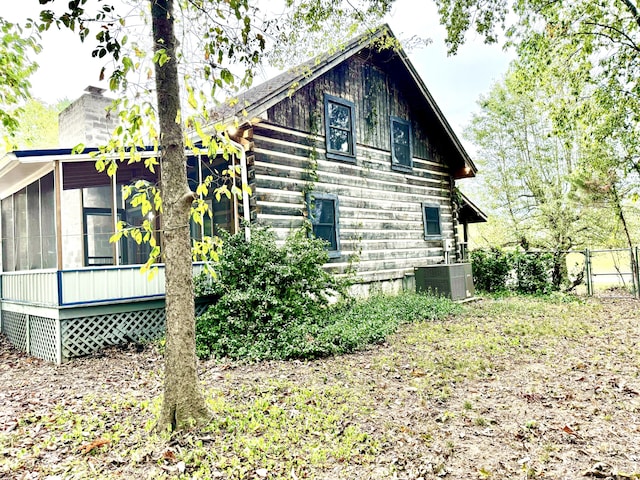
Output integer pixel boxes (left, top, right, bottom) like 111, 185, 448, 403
1, 295, 639, 479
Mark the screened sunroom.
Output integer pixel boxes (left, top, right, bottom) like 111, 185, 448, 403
0, 148, 242, 363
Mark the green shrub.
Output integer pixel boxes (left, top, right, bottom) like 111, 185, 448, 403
194, 226, 350, 361
470, 248, 511, 292
194, 226, 460, 361
512, 250, 554, 294
471, 248, 558, 294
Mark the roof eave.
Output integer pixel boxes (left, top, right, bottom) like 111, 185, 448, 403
395, 48, 477, 177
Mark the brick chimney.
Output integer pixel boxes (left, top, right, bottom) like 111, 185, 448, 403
58, 86, 118, 147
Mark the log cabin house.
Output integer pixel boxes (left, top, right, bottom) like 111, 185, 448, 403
216, 24, 486, 294
0, 26, 485, 363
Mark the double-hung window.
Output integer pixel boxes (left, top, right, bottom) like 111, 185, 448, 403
390, 116, 412, 172
307, 192, 340, 258
324, 94, 356, 162
422, 203, 442, 239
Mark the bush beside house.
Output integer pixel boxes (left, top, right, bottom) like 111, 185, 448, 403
194, 226, 460, 361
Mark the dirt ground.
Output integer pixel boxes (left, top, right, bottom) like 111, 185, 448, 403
1, 296, 639, 479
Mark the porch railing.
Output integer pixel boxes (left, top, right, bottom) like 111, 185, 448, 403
0, 263, 208, 307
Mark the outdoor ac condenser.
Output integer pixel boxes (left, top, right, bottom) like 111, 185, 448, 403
414, 264, 474, 301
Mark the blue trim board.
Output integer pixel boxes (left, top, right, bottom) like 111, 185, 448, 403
57, 270, 63, 306
59, 293, 166, 308
11, 146, 157, 158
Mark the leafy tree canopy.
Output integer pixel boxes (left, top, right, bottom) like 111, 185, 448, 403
0, 17, 40, 141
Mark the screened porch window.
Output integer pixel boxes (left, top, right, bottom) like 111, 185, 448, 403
187, 155, 235, 242
64, 161, 160, 267
1, 172, 56, 272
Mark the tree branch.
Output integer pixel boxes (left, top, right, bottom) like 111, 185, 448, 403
621, 0, 640, 30
581, 21, 640, 52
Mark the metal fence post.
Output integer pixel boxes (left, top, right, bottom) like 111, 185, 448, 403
585, 248, 592, 296
631, 247, 638, 299
635, 246, 640, 300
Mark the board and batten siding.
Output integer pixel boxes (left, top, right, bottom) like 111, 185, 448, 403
250, 122, 457, 284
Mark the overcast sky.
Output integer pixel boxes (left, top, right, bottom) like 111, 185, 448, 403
1, 0, 513, 147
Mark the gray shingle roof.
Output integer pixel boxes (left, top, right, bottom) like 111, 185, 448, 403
211, 25, 390, 122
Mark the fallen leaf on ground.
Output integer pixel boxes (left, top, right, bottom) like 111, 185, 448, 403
162, 449, 177, 462
79, 438, 111, 454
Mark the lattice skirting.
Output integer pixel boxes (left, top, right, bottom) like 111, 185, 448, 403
2, 298, 216, 363
28, 316, 59, 362
61, 307, 165, 360
0, 311, 59, 363
1, 311, 28, 352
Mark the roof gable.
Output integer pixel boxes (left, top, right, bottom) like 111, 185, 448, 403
214, 24, 476, 178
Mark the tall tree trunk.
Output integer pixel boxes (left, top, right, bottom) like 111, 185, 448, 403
151, 0, 210, 431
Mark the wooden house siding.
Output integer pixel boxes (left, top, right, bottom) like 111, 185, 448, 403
266, 54, 438, 161
218, 27, 480, 286
249, 119, 458, 283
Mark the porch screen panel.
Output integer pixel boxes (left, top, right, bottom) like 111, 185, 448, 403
14, 188, 28, 271
27, 182, 42, 269
1, 197, 15, 272
116, 163, 159, 266
40, 172, 56, 269
187, 156, 202, 241
122, 205, 152, 265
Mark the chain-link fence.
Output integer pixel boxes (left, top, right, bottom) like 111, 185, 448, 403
566, 247, 640, 298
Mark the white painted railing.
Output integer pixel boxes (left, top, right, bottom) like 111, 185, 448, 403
1, 263, 209, 307
0, 270, 59, 306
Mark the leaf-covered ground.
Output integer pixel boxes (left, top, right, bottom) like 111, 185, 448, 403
1, 295, 639, 479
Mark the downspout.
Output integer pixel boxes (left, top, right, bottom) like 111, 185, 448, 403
227, 137, 251, 242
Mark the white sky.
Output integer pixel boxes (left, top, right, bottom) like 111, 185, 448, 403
1, 0, 513, 147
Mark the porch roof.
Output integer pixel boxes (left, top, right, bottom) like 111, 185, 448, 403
458, 191, 488, 224
0, 147, 158, 199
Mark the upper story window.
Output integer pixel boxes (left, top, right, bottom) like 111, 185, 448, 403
307, 192, 341, 258
390, 116, 412, 172
324, 94, 356, 163
422, 203, 442, 239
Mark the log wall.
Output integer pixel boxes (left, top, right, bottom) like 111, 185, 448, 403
250, 54, 459, 284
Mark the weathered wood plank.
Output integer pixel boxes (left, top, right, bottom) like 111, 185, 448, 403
253, 145, 449, 183
254, 161, 451, 198
252, 127, 450, 175
341, 239, 445, 251
255, 176, 451, 204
